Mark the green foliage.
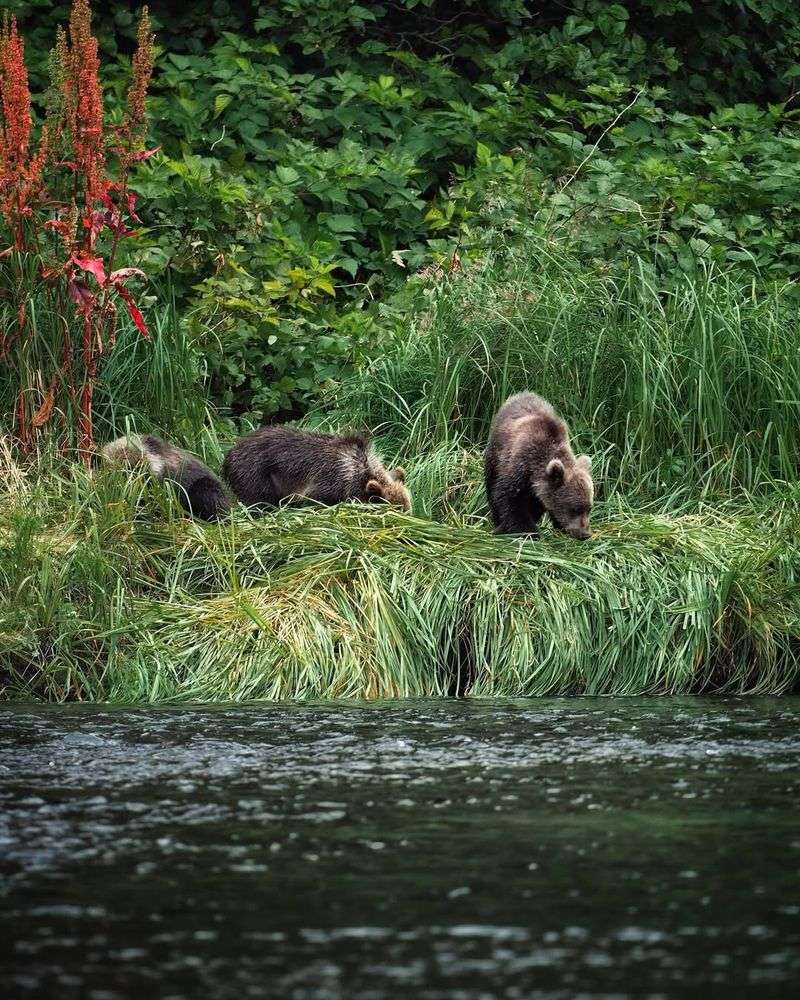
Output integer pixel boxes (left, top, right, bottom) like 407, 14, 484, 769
1, 255, 798, 702
1, 464, 798, 702
332, 242, 800, 510
12, 1, 800, 422
3, 4, 799, 703
541, 97, 800, 277
129, 30, 525, 418
91, 298, 216, 447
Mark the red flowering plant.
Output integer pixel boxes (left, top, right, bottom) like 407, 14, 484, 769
0, 0, 155, 461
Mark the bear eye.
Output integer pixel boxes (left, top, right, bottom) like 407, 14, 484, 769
570, 506, 588, 517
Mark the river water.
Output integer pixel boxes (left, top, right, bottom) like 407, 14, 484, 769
1, 699, 799, 998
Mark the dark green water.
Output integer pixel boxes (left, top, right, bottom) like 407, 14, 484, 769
1, 699, 799, 998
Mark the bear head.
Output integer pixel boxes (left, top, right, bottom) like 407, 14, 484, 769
537, 455, 593, 540
366, 467, 412, 512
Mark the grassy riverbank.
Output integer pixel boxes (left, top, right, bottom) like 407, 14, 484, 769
2, 246, 799, 701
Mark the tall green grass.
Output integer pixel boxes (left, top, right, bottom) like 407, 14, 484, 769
0, 274, 218, 463
334, 243, 799, 503
93, 297, 213, 447
1, 458, 797, 701
1, 243, 798, 702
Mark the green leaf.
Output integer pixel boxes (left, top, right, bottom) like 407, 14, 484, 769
276, 165, 300, 184
324, 214, 359, 233
214, 94, 233, 118
607, 194, 643, 214
692, 203, 715, 221
336, 258, 360, 277
476, 142, 492, 166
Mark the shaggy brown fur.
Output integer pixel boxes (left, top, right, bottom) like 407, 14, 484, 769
221, 426, 411, 512
484, 393, 593, 539
101, 434, 231, 521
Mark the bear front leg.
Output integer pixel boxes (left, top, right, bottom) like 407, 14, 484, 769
490, 469, 543, 536
495, 510, 542, 536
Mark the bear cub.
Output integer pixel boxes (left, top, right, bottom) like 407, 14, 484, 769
102, 434, 231, 521
485, 393, 593, 539
222, 426, 411, 512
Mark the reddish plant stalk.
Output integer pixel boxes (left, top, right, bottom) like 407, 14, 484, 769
0, 1, 154, 461
77, 313, 96, 461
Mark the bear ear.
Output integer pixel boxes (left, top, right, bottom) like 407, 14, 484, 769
366, 479, 384, 501
577, 454, 592, 473
392, 466, 406, 483
545, 458, 564, 487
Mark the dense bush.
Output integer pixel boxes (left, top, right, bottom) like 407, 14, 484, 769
7, 0, 800, 423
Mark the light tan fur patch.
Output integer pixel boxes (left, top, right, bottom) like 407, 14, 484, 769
101, 436, 165, 477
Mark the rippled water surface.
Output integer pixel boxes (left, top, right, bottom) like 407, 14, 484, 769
2, 698, 800, 998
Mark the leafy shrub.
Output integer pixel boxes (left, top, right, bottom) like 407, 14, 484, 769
9, 1, 800, 422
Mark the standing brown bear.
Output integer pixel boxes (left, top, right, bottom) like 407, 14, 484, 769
222, 426, 411, 512
485, 393, 593, 539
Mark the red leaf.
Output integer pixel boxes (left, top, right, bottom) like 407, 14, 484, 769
31, 379, 57, 429
83, 209, 108, 241
126, 191, 141, 222
109, 267, 145, 285
131, 145, 161, 162
71, 253, 107, 286
68, 278, 96, 316
116, 285, 149, 337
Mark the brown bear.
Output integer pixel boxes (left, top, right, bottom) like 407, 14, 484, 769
221, 426, 411, 512
102, 434, 232, 521
484, 393, 593, 539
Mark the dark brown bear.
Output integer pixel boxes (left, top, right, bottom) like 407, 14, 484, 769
221, 426, 411, 511
102, 434, 232, 521
484, 393, 593, 539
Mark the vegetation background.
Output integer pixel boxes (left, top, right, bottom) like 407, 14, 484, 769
1, 0, 798, 700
